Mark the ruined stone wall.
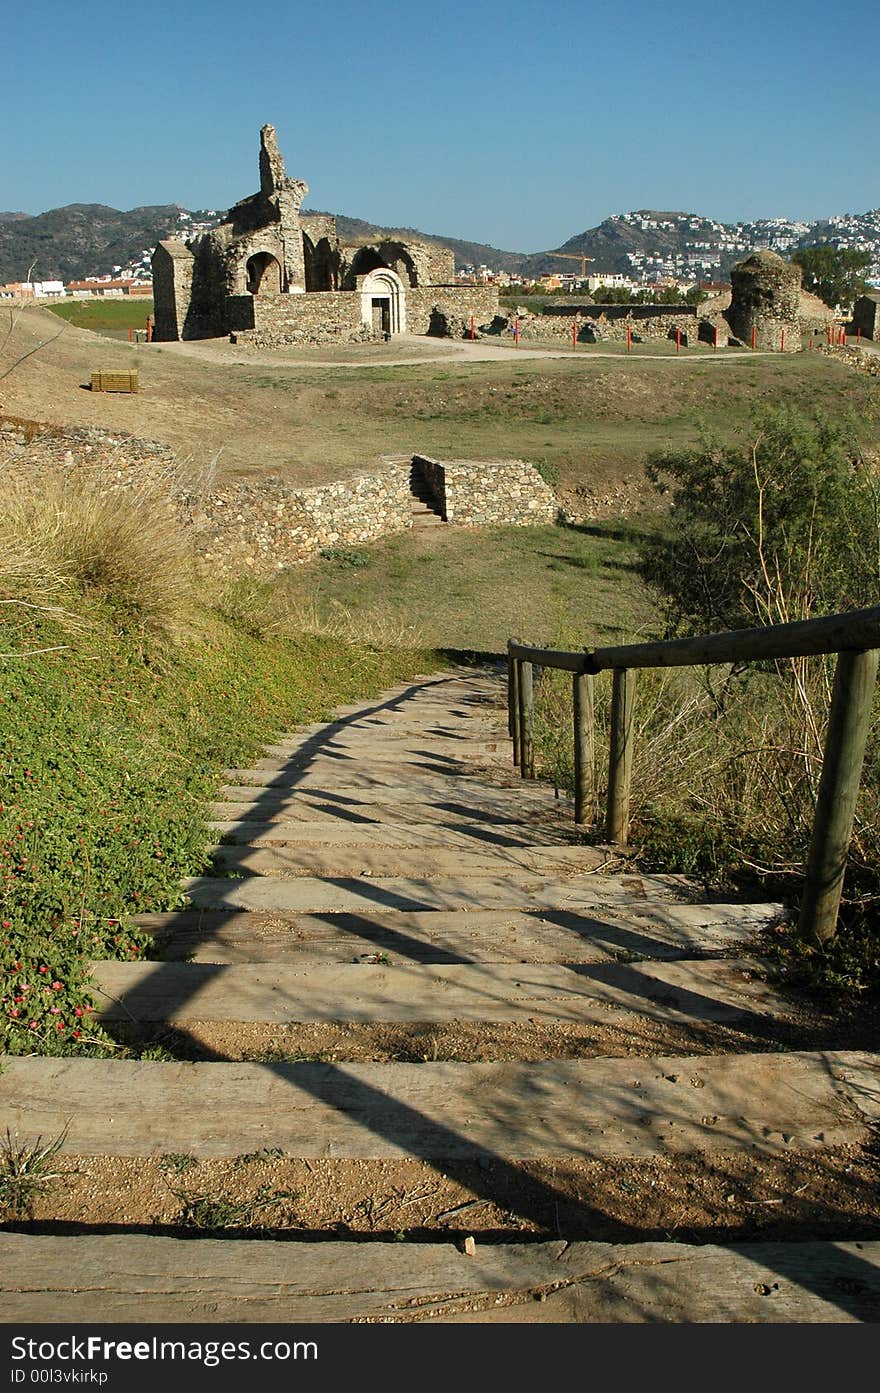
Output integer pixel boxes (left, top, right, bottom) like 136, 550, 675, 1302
151, 244, 193, 341
408, 241, 455, 285
193, 465, 414, 572
515, 306, 698, 344
301, 214, 337, 243
412, 456, 560, 526
726, 251, 802, 351
234, 291, 369, 345
851, 295, 880, 341
406, 286, 500, 335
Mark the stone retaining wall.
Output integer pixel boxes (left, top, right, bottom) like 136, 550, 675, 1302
413, 455, 560, 526
3, 421, 562, 578
193, 465, 415, 571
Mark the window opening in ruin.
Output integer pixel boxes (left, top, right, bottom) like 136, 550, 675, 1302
246, 252, 282, 295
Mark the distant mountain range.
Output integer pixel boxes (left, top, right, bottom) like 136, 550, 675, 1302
1, 201, 878, 286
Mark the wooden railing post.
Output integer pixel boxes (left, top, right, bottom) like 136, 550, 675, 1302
798, 647, 879, 945
519, 660, 534, 778
606, 667, 636, 844
573, 671, 595, 824
511, 658, 522, 768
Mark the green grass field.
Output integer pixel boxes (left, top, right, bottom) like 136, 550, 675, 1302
282, 517, 658, 653
46, 298, 154, 332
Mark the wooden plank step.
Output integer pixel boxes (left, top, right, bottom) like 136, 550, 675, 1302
229, 757, 505, 778
2, 1234, 878, 1323
89, 957, 780, 1026
206, 844, 609, 879
1, 1051, 875, 1159
260, 738, 506, 758
133, 903, 775, 964
210, 796, 572, 829
284, 720, 504, 737
181, 872, 693, 915
208, 819, 575, 850
219, 772, 548, 797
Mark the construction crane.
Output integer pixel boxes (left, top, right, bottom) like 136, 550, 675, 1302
547, 252, 594, 277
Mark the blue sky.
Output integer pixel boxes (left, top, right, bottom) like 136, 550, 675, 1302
2, 0, 877, 251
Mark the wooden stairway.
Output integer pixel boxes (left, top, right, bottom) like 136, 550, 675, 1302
2, 668, 879, 1323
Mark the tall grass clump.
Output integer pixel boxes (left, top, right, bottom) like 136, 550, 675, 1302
532, 407, 880, 992
0, 471, 197, 643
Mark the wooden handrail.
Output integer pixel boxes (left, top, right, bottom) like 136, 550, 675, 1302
507, 607, 880, 945
509, 605, 880, 676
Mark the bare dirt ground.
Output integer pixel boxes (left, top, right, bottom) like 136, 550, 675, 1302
13, 1147, 880, 1248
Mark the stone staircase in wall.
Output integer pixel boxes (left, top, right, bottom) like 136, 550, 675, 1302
2, 668, 879, 1322
409, 461, 445, 528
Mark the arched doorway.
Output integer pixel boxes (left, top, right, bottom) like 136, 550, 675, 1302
360, 267, 406, 336
246, 251, 282, 295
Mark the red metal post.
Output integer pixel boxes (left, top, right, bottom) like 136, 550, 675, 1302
626, 325, 632, 353
751, 325, 756, 350
713, 325, 718, 352
514, 317, 520, 347
470, 316, 475, 341
781, 328, 785, 352
572, 320, 577, 350
676, 327, 681, 352
146, 317, 153, 342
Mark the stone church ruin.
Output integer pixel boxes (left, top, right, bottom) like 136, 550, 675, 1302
152, 125, 497, 346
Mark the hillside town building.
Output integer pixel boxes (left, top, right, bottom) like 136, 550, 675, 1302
151, 125, 497, 345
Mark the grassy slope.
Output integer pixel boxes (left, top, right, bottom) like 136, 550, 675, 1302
285, 519, 657, 654
0, 603, 438, 1056
4, 307, 877, 494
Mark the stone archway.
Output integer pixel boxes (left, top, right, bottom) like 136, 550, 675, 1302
360, 267, 406, 336
246, 251, 282, 295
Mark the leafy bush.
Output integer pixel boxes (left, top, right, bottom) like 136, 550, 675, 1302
639, 408, 880, 634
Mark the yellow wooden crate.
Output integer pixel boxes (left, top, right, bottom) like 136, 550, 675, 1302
90, 370, 139, 394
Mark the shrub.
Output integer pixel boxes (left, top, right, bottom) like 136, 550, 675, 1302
639, 408, 880, 634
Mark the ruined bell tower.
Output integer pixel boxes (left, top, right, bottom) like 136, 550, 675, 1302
259, 123, 309, 291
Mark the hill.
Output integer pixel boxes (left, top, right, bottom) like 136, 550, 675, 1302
2, 198, 879, 287
0, 204, 200, 282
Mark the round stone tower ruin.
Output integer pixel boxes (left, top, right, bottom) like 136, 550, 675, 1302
726, 250, 802, 352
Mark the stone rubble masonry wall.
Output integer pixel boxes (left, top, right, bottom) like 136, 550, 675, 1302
726, 250, 802, 352
3, 422, 562, 579
228, 285, 500, 346
152, 243, 195, 342
194, 466, 415, 572
407, 286, 500, 335
413, 456, 560, 526
851, 295, 880, 341
514, 306, 698, 344
233, 291, 369, 346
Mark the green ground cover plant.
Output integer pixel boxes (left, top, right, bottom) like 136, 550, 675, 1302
0, 472, 438, 1058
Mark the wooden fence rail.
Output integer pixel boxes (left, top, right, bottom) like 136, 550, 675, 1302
507, 604, 880, 946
